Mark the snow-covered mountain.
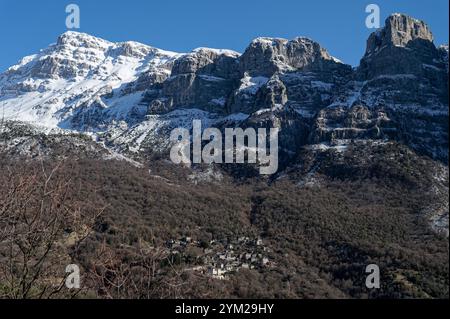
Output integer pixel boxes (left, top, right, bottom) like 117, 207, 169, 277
1, 13, 448, 164
0, 31, 181, 128
1, 13, 449, 300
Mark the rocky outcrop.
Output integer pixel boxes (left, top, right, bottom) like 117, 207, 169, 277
366, 14, 433, 51
351, 14, 449, 161
171, 48, 240, 77
309, 105, 394, 144
256, 75, 288, 110
358, 14, 445, 80
146, 48, 240, 114
239, 37, 348, 77
0, 14, 448, 165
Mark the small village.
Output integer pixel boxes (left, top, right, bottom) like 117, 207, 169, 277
165, 236, 274, 280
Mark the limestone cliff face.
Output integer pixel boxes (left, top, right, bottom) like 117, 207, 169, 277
367, 14, 434, 51
350, 14, 448, 161
358, 14, 444, 80
0, 14, 448, 163
238, 37, 344, 77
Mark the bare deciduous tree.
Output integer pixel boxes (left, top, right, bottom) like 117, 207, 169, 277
0, 158, 104, 299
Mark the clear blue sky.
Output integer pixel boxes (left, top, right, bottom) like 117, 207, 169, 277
0, 0, 448, 72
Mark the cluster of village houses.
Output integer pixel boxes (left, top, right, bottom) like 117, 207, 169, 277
166, 236, 273, 280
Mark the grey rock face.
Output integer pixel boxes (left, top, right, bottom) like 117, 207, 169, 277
146, 48, 240, 114
30, 56, 87, 79
438, 45, 449, 68
100, 14, 448, 163
309, 105, 394, 144
172, 48, 239, 77
239, 37, 346, 77
359, 14, 444, 80
350, 14, 448, 161
0, 14, 448, 166
366, 14, 434, 52
124, 69, 170, 93
257, 75, 288, 109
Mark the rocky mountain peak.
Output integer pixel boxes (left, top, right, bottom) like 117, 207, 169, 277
365, 14, 434, 56
358, 13, 445, 81
171, 48, 238, 76
56, 31, 112, 51
239, 36, 344, 77
387, 13, 433, 45
0, 14, 448, 164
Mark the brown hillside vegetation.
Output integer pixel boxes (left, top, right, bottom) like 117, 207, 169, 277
0, 147, 448, 299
